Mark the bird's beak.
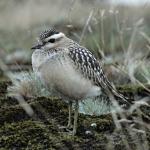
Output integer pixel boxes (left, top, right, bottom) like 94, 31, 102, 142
31, 43, 43, 50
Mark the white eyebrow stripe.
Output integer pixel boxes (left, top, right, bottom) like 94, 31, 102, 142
46, 32, 65, 41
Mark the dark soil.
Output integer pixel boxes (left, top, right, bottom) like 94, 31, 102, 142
0, 80, 150, 150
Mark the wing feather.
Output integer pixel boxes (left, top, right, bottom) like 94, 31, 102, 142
68, 45, 132, 108
68, 45, 106, 87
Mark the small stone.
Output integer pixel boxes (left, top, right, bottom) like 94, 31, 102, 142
85, 130, 92, 135
91, 123, 97, 127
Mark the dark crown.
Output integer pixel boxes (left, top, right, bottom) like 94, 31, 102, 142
39, 28, 59, 40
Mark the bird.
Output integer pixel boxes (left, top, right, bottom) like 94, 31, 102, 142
31, 28, 132, 135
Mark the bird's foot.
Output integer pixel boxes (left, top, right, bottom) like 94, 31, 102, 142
58, 123, 73, 129
62, 129, 76, 136
58, 125, 72, 131
58, 125, 76, 135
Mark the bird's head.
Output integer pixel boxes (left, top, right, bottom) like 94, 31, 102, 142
31, 28, 68, 50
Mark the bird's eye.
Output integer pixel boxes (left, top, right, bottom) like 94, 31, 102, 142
48, 38, 55, 43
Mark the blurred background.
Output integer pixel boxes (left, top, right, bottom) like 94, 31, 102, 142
0, 0, 150, 149
0, 0, 150, 85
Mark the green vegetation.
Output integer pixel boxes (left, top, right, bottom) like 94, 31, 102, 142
0, 0, 150, 149
0, 80, 149, 149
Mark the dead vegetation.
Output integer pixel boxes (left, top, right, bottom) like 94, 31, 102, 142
0, 0, 150, 149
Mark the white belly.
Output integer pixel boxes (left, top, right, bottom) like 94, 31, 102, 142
32, 51, 101, 100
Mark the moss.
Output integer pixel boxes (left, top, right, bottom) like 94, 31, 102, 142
0, 80, 11, 96
0, 69, 9, 81
0, 96, 149, 149
0, 120, 62, 149
0, 95, 115, 149
0, 120, 106, 149
0, 97, 68, 126
78, 114, 114, 133
0, 81, 150, 149
117, 84, 150, 94
0, 97, 18, 107
131, 105, 150, 123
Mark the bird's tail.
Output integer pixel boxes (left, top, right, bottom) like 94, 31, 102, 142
101, 74, 133, 109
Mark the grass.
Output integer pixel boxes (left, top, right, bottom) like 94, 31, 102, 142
1, 5, 150, 87
0, 0, 150, 149
0, 80, 150, 149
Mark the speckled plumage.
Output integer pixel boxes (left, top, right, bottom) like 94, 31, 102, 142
68, 45, 103, 85
39, 28, 59, 40
32, 28, 131, 135
68, 44, 130, 106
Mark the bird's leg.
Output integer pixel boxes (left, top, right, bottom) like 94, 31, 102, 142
72, 100, 79, 135
58, 101, 73, 132
67, 101, 72, 128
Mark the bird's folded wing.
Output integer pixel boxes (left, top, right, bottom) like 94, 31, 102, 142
68, 46, 132, 107
68, 46, 108, 88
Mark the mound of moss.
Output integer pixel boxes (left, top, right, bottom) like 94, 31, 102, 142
0, 80, 150, 149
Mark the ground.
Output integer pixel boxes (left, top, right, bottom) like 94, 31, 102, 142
0, 1, 150, 149
0, 79, 149, 150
